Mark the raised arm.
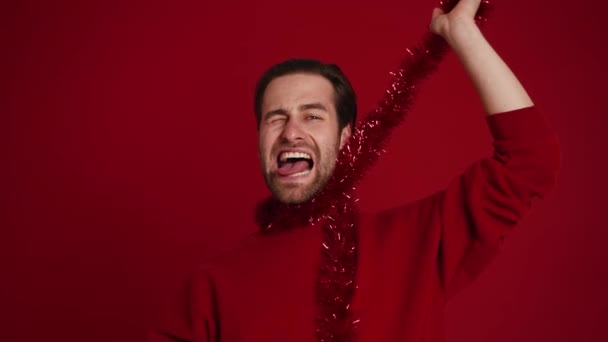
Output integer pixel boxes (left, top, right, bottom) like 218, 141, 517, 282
330, 0, 499, 195
430, 0, 534, 114
424, 1, 561, 297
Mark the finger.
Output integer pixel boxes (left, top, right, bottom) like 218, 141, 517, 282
431, 7, 445, 19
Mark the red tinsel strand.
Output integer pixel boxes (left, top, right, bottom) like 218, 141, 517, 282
255, 1, 492, 341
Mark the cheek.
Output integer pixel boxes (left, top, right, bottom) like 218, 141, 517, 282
315, 130, 341, 158
258, 131, 275, 158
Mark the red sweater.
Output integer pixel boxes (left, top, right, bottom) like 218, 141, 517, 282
149, 106, 560, 342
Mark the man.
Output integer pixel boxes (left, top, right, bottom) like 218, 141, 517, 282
149, 0, 560, 341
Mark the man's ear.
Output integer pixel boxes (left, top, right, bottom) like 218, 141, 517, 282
339, 124, 352, 149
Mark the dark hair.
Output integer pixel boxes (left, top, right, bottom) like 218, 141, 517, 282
254, 58, 357, 130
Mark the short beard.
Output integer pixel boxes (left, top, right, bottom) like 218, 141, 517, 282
266, 160, 335, 204
263, 142, 339, 204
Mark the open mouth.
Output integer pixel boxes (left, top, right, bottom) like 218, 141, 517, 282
276, 151, 314, 177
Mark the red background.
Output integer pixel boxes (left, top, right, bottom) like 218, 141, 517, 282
2, 0, 606, 341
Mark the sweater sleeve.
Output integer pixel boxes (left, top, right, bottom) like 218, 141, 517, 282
438, 106, 560, 299
147, 271, 219, 342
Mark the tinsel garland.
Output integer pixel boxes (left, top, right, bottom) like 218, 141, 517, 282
255, 1, 491, 340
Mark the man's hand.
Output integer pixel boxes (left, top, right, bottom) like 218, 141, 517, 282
428, 0, 534, 115
429, 0, 482, 48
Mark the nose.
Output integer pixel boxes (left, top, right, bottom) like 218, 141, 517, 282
280, 118, 305, 143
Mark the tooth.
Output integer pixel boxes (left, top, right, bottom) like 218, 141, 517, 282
279, 151, 312, 161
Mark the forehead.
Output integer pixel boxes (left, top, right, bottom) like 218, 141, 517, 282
262, 73, 336, 113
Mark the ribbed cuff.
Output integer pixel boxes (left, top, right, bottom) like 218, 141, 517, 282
486, 106, 552, 141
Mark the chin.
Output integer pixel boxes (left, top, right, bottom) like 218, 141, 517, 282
272, 184, 318, 205
266, 171, 330, 205
274, 191, 313, 205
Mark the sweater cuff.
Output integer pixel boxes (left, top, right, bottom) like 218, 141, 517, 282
486, 106, 552, 141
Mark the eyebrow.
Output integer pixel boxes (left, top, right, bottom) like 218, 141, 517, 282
263, 102, 329, 118
299, 102, 328, 112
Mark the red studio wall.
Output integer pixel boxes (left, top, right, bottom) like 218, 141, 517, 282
2, 0, 607, 341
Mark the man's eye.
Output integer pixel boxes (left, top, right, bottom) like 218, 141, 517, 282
268, 116, 286, 124
307, 114, 322, 120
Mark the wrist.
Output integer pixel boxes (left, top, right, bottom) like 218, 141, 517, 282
444, 20, 484, 52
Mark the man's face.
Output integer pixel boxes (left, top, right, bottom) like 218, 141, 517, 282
258, 73, 351, 204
